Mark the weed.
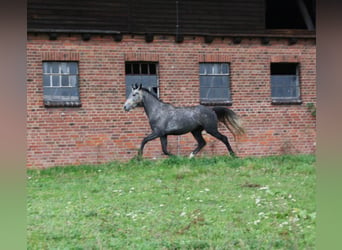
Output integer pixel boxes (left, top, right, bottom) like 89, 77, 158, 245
306, 102, 317, 117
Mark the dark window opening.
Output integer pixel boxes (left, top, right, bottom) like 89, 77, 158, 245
271, 63, 301, 104
266, 0, 315, 30
125, 62, 157, 75
149, 64, 156, 74
141, 63, 148, 74
132, 63, 140, 74
271, 63, 297, 75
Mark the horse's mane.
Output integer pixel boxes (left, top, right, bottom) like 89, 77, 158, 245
141, 87, 159, 99
141, 87, 175, 107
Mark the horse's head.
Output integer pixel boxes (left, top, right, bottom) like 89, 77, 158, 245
123, 83, 144, 111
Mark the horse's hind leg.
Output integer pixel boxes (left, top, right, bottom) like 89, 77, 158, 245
190, 129, 206, 158
206, 128, 236, 157
160, 136, 173, 156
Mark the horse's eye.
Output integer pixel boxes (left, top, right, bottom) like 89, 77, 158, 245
132, 94, 136, 97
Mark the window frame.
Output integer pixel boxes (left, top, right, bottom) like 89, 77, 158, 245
42, 61, 81, 107
270, 62, 302, 105
199, 62, 232, 105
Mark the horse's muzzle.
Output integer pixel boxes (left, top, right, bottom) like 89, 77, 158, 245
123, 105, 130, 111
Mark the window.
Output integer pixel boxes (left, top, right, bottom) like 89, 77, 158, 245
43, 62, 80, 107
199, 63, 231, 104
271, 63, 301, 103
266, 0, 315, 30
125, 62, 159, 97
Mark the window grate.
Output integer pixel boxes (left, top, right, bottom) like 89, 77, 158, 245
125, 62, 157, 75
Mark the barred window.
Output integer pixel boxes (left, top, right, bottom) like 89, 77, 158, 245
200, 63, 231, 104
43, 62, 80, 107
125, 62, 159, 97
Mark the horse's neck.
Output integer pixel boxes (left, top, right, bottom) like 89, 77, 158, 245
142, 92, 164, 119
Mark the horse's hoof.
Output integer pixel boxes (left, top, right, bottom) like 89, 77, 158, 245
131, 155, 143, 161
230, 152, 238, 158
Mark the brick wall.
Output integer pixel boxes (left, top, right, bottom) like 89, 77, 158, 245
27, 34, 316, 168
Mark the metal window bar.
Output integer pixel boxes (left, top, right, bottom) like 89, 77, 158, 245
126, 62, 157, 75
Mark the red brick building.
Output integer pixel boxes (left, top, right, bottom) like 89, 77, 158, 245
27, 0, 316, 168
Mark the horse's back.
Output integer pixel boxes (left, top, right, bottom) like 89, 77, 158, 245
196, 105, 218, 124
181, 105, 218, 130
178, 105, 215, 120
159, 105, 215, 135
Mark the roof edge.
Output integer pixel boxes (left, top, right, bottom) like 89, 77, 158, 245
27, 29, 316, 39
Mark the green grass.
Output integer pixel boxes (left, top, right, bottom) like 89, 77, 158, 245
27, 155, 316, 249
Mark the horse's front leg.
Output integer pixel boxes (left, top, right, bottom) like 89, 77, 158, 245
138, 132, 160, 156
160, 135, 174, 156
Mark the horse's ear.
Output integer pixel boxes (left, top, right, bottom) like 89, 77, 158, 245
138, 83, 142, 90
132, 83, 138, 90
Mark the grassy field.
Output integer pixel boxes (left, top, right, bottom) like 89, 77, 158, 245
27, 155, 316, 249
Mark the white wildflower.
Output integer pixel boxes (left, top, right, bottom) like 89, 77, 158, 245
279, 221, 289, 228
254, 219, 261, 225
290, 216, 300, 223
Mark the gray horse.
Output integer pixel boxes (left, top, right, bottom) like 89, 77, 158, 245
123, 84, 245, 158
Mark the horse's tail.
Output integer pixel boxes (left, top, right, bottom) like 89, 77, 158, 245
212, 107, 246, 137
